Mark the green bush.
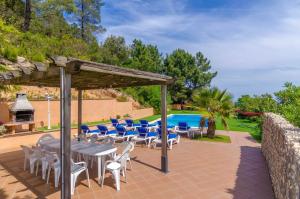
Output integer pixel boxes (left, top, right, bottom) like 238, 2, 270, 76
3, 45, 18, 61
116, 95, 128, 102
123, 114, 131, 118
31, 53, 45, 62
0, 125, 6, 135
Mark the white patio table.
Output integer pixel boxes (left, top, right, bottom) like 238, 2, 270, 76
39, 139, 117, 184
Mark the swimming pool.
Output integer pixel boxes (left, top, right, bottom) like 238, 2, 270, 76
166, 114, 202, 127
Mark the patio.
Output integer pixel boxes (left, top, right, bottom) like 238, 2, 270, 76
0, 129, 274, 199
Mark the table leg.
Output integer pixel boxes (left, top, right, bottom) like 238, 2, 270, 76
98, 156, 102, 184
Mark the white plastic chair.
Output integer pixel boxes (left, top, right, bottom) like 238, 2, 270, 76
41, 151, 57, 180
71, 160, 90, 195
117, 141, 135, 170
21, 145, 44, 175
46, 153, 61, 188
36, 134, 55, 147
152, 134, 180, 150
101, 142, 133, 191
21, 145, 35, 172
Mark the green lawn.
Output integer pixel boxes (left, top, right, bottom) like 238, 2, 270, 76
192, 134, 231, 143
216, 117, 262, 142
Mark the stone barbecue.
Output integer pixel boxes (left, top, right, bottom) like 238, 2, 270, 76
9, 93, 34, 122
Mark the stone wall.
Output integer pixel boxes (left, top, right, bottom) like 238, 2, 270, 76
0, 99, 153, 128
262, 113, 300, 199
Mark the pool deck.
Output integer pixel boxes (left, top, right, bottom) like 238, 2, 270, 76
0, 129, 274, 199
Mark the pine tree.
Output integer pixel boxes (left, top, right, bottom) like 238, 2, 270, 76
74, 0, 105, 42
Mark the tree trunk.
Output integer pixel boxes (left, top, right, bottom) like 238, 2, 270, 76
23, 0, 31, 32
80, 0, 85, 40
207, 118, 216, 138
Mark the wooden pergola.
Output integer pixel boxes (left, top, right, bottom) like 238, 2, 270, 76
0, 56, 173, 199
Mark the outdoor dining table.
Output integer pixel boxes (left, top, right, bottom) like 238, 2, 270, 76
39, 139, 117, 184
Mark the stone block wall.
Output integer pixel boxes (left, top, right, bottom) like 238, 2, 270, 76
262, 113, 300, 199
0, 99, 154, 127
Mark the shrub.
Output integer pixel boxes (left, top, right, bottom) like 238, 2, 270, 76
116, 95, 128, 102
31, 53, 45, 62
3, 45, 18, 61
116, 115, 121, 119
0, 125, 6, 135
123, 114, 131, 118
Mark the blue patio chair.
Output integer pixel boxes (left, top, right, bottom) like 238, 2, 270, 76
152, 128, 180, 150
80, 124, 100, 134
132, 127, 158, 147
125, 119, 140, 129
156, 121, 175, 129
110, 119, 120, 127
113, 125, 137, 142
96, 125, 117, 138
175, 122, 191, 137
139, 120, 156, 128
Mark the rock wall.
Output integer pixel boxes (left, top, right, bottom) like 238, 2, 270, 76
262, 113, 300, 199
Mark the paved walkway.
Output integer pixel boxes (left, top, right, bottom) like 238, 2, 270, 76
0, 130, 274, 199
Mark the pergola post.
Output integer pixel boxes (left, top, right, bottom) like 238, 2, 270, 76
77, 89, 82, 137
161, 84, 168, 173
60, 67, 72, 199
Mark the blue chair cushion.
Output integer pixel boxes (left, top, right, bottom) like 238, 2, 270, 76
168, 133, 177, 139
148, 132, 157, 137
125, 131, 136, 136
107, 130, 117, 135
89, 129, 100, 133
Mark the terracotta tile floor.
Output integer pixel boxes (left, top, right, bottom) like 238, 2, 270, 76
0, 130, 274, 199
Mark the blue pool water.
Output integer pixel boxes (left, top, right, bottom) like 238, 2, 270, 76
167, 114, 202, 127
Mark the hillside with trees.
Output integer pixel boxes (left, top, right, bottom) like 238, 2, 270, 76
0, 0, 217, 112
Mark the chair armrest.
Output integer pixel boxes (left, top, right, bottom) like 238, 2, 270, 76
73, 161, 87, 167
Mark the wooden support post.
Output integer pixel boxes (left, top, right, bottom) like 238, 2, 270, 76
78, 89, 82, 137
60, 68, 72, 199
161, 84, 168, 173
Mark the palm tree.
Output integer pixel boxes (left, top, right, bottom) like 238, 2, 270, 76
192, 87, 233, 138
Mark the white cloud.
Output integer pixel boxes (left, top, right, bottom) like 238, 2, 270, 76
99, 0, 300, 99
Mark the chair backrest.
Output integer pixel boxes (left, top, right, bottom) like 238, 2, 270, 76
119, 142, 134, 169
140, 120, 148, 127
78, 133, 87, 142
100, 137, 115, 144
178, 122, 188, 130
116, 125, 126, 136
44, 151, 60, 165
21, 145, 33, 157
97, 125, 108, 135
156, 128, 172, 139
125, 119, 133, 127
110, 119, 119, 127
36, 134, 55, 146
137, 127, 148, 137
81, 125, 90, 133
89, 134, 98, 143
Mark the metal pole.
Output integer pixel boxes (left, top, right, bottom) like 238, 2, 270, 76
78, 89, 82, 137
60, 68, 72, 199
161, 84, 168, 173
47, 95, 51, 130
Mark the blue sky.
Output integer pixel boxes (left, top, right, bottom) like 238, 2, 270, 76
97, 0, 300, 99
